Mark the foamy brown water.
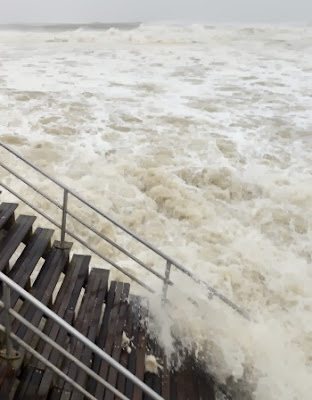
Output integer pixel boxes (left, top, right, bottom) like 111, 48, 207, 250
0, 23, 311, 399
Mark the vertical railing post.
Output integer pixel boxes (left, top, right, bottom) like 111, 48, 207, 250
60, 189, 68, 248
3, 283, 14, 359
161, 261, 171, 307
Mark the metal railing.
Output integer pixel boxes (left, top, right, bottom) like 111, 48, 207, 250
0, 141, 248, 318
0, 271, 164, 400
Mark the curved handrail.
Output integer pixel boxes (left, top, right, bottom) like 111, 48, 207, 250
0, 140, 249, 319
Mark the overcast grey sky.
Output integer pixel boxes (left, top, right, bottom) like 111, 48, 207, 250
0, 0, 311, 24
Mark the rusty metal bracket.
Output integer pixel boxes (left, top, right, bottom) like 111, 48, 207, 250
0, 348, 20, 360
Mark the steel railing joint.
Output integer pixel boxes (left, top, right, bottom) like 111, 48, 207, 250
0, 348, 20, 360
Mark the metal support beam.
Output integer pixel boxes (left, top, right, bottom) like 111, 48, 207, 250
162, 261, 172, 306
56, 188, 71, 249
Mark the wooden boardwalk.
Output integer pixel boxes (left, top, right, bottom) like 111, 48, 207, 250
0, 202, 215, 399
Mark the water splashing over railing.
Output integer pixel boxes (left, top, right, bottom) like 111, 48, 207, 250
0, 140, 249, 319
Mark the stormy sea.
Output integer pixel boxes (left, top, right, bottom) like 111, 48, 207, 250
0, 22, 311, 400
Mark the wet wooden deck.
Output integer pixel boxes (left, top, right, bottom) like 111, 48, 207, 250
0, 202, 215, 399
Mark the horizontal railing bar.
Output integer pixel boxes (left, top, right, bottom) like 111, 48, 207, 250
171, 265, 249, 319
75, 195, 176, 259
0, 162, 169, 284
0, 301, 129, 400
0, 182, 154, 293
0, 180, 62, 229
0, 272, 164, 400
0, 324, 97, 400
0, 141, 72, 192
65, 227, 155, 293
202, 283, 249, 319
0, 161, 63, 208
66, 209, 171, 284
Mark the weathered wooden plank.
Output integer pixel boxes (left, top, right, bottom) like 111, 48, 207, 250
116, 298, 134, 396
198, 374, 207, 400
0, 215, 36, 272
48, 387, 62, 400
143, 335, 155, 400
124, 297, 141, 399
133, 304, 148, 400
59, 390, 71, 400
34, 255, 90, 398
170, 371, 177, 400
144, 335, 163, 400
154, 340, 163, 396
176, 365, 196, 400
188, 362, 199, 400
13, 366, 34, 400
22, 367, 43, 399
4, 228, 53, 305
200, 375, 215, 400
0, 362, 15, 399
0, 228, 53, 330
12, 246, 71, 398
12, 243, 71, 341
9, 227, 53, 281
175, 369, 185, 400
104, 282, 130, 400
59, 270, 101, 384
37, 255, 90, 365
0, 203, 17, 231
144, 371, 155, 400
161, 364, 170, 400
52, 268, 108, 399
70, 269, 110, 400
87, 280, 117, 396
0, 371, 17, 400
94, 281, 124, 400
14, 255, 88, 398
